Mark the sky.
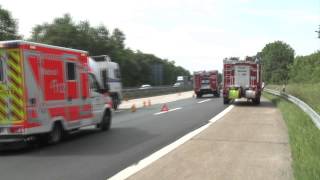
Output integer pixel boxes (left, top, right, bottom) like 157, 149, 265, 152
0, 0, 319, 72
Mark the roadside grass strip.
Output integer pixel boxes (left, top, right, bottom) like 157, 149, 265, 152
264, 93, 320, 180
267, 83, 320, 114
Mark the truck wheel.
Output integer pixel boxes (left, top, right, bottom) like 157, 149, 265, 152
196, 93, 202, 98
98, 111, 111, 131
253, 97, 260, 105
223, 97, 229, 104
47, 123, 64, 144
112, 96, 119, 110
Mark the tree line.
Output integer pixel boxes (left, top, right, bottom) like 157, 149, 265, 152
0, 6, 190, 87
259, 40, 319, 85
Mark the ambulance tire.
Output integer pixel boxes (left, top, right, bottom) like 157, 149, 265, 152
99, 110, 111, 131
47, 122, 64, 144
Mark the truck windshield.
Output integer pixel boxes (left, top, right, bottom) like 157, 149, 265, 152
201, 79, 209, 84
89, 73, 101, 92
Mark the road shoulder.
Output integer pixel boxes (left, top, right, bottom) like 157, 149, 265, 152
127, 98, 293, 180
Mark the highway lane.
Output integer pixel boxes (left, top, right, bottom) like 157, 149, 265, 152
0, 95, 228, 180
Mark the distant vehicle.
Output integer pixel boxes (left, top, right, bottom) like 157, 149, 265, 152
222, 56, 262, 104
175, 76, 190, 86
0, 41, 112, 146
193, 70, 220, 98
139, 84, 152, 89
173, 82, 182, 87
88, 55, 122, 110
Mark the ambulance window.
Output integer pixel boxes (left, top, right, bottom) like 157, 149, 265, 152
0, 60, 3, 82
67, 62, 76, 80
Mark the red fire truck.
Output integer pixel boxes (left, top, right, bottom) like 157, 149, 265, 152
0, 41, 112, 145
222, 57, 262, 104
193, 70, 220, 98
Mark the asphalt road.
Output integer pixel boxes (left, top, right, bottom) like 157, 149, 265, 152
0, 95, 227, 180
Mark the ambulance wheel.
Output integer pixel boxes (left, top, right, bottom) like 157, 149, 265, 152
98, 111, 111, 131
48, 123, 64, 144
223, 97, 229, 104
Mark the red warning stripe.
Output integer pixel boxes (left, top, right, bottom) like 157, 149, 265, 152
10, 89, 23, 100
0, 98, 6, 106
0, 108, 6, 117
8, 77, 22, 90
8, 54, 19, 65
7, 64, 20, 77
11, 111, 22, 121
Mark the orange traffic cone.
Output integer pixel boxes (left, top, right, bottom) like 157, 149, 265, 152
148, 99, 151, 107
161, 104, 169, 112
131, 104, 137, 112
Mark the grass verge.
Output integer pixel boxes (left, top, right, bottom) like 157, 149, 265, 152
263, 92, 320, 180
266, 83, 320, 114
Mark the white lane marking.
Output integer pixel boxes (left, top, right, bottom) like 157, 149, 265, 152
108, 105, 234, 180
114, 110, 124, 113
197, 99, 211, 104
153, 107, 182, 115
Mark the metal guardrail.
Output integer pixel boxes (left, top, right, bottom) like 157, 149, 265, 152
264, 88, 320, 129
122, 85, 193, 99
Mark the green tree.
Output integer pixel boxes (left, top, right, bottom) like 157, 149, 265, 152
289, 51, 320, 83
0, 5, 20, 40
30, 14, 78, 48
29, 14, 190, 87
260, 41, 295, 84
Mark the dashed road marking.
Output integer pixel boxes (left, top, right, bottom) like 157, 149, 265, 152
154, 107, 182, 115
197, 99, 211, 104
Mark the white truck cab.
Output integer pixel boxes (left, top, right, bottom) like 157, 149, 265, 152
88, 55, 122, 110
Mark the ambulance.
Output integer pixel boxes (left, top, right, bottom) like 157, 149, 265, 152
0, 41, 112, 145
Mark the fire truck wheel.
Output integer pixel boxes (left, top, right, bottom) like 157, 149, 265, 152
48, 123, 64, 144
113, 97, 119, 110
196, 93, 202, 98
253, 97, 260, 105
223, 97, 229, 104
99, 111, 111, 131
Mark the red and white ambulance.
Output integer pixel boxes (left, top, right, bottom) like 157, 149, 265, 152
0, 41, 112, 145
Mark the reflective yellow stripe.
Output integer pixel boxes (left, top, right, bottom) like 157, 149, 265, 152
6, 49, 25, 123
